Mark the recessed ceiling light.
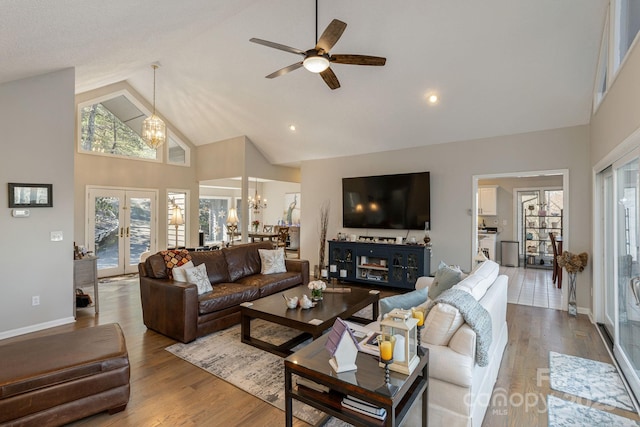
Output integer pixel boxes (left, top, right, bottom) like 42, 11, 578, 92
289, 125, 296, 131
428, 94, 438, 104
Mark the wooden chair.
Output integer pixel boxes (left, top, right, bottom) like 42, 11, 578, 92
549, 232, 562, 289
285, 226, 300, 259
263, 225, 274, 233
276, 226, 289, 252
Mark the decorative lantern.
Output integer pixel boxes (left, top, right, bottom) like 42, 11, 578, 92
379, 308, 419, 374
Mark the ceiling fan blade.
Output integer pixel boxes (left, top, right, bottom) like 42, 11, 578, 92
320, 67, 340, 90
331, 54, 387, 66
250, 38, 306, 56
315, 19, 347, 54
266, 62, 304, 79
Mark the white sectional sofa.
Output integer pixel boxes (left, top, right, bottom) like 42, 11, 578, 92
368, 260, 508, 427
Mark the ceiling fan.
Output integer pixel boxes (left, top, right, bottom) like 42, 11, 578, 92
249, 2, 386, 90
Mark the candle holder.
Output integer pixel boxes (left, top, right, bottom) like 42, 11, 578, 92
412, 307, 426, 356
376, 334, 398, 396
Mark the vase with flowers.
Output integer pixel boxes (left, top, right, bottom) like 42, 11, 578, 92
557, 250, 588, 316
251, 220, 260, 233
308, 280, 327, 301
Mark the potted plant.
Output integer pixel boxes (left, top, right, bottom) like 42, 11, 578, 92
251, 219, 260, 232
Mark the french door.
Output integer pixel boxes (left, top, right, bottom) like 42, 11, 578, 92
88, 188, 157, 277
612, 150, 640, 399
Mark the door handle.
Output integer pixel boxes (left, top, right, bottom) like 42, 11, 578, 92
631, 277, 640, 306
126, 227, 130, 238
120, 227, 124, 238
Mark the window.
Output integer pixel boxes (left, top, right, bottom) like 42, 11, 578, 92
79, 93, 159, 161
199, 197, 230, 243
168, 191, 187, 248
168, 134, 190, 166
614, 0, 640, 72
594, 16, 609, 110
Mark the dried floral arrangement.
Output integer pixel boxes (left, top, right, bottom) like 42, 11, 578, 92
557, 251, 588, 274
318, 201, 330, 268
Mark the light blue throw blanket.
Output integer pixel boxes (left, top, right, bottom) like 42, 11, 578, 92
425, 288, 492, 367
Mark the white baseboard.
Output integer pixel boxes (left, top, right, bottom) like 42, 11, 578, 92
0, 317, 75, 340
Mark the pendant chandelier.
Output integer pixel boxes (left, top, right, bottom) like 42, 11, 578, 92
248, 178, 267, 213
142, 64, 166, 149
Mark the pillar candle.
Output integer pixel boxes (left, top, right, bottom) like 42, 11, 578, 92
413, 310, 425, 327
380, 341, 393, 361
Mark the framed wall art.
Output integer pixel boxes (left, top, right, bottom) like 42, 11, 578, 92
8, 183, 53, 208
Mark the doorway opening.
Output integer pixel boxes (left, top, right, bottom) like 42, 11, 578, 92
473, 170, 568, 310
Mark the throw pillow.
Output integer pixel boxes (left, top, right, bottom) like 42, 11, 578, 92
185, 263, 213, 295
160, 249, 192, 278
379, 287, 429, 319
258, 248, 287, 274
423, 303, 464, 346
453, 259, 499, 300
172, 261, 194, 282
428, 261, 463, 300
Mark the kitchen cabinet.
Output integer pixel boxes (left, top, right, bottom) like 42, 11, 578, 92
478, 186, 498, 216
328, 240, 430, 290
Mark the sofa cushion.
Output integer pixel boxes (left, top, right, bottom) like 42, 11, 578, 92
172, 261, 194, 282
379, 287, 428, 319
258, 248, 287, 274
423, 302, 464, 346
186, 263, 213, 295
453, 259, 499, 300
146, 253, 169, 279
190, 250, 231, 285
429, 261, 464, 300
223, 242, 273, 282
160, 249, 192, 278
198, 282, 260, 314
236, 272, 302, 297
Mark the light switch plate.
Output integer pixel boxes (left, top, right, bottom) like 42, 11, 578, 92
50, 231, 63, 241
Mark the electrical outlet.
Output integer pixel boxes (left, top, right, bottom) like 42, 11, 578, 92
50, 231, 63, 241
32, 295, 40, 306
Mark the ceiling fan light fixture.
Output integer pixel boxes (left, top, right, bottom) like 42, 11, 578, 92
303, 55, 330, 73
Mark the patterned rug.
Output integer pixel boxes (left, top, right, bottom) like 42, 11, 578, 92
548, 395, 640, 427
166, 319, 352, 426
549, 351, 636, 412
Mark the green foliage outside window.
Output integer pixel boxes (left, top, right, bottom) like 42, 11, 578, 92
80, 103, 157, 159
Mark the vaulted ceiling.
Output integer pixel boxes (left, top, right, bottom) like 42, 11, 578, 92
1, 0, 608, 166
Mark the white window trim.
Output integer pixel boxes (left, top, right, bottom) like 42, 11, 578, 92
167, 133, 191, 167
168, 189, 190, 248
77, 88, 164, 163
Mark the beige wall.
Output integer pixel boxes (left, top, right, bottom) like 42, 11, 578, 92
74, 82, 200, 249
300, 125, 592, 311
0, 69, 76, 337
591, 37, 640, 165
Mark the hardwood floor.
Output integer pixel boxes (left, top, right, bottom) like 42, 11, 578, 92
2, 276, 638, 426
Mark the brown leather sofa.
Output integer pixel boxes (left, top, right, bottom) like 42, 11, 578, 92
0, 323, 130, 427
139, 241, 310, 343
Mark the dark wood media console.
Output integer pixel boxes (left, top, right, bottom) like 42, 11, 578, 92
328, 240, 431, 290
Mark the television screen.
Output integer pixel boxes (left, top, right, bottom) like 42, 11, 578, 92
342, 172, 430, 230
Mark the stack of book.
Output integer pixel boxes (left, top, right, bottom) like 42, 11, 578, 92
341, 395, 386, 420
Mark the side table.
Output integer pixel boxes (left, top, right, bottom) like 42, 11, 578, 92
74, 256, 98, 315
285, 334, 428, 426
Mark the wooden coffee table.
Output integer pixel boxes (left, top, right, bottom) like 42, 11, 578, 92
285, 334, 428, 426
240, 285, 379, 357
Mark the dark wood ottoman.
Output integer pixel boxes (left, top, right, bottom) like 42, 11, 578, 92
0, 323, 130, 427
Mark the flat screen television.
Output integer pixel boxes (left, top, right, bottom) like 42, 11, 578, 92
342, 172, 430, 230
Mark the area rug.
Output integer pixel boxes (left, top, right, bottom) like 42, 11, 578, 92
549, 351, 635, 412
548, 395, 640, 427
166, 319, 352, 426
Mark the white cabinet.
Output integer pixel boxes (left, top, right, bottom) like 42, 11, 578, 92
478, 186, 498, 216
478, 233, 497, 261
